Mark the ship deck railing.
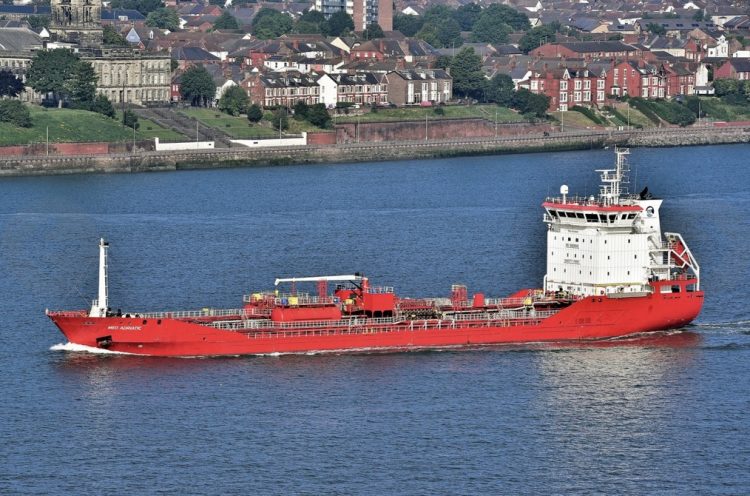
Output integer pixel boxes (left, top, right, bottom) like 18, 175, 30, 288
243, 293, 339, 306
136, 308, 247, 319
207, 309, 560, 336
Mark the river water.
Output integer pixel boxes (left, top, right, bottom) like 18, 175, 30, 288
1, 145, 748, 494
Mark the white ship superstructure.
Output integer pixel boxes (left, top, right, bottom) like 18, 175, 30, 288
542, 147, 699, 297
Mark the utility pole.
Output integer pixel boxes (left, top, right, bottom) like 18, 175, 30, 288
425, 114, 428, 141
627, 104, 630, 130
46, 126, 49, 156
495, 108, 498, 138
561, 108, 564, 132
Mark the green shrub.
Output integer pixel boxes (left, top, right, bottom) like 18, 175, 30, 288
0, 100, 32, 127
628, 98, 661, 125
571, 105, 604, 125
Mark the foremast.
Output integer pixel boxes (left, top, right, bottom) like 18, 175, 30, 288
89, 238, 109, 317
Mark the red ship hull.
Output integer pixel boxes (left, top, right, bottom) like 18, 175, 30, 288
49, 289, 703, 357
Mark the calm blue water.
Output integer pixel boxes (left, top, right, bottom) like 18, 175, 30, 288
1, 145, 749, 494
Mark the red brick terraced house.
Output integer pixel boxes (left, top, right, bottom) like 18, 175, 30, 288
608, 60, 668, 99
714, 58, 750, 80
384, 69, 452, 105
241, 72, 321, 108
529, 41, 640, 61
525, 64, 608, 111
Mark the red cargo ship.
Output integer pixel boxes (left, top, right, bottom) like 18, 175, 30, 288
48, 148, 703, 356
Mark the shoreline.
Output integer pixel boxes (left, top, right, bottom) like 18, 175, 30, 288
0, 125, 748, 177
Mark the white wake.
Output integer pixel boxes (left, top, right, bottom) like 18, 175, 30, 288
49, 342, 132, 355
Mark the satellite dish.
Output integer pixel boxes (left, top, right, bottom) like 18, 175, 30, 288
560, 185, 569, 195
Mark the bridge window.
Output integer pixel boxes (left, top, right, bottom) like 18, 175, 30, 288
585, 213, 598, 222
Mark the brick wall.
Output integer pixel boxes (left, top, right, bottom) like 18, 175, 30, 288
335, 119, 550, 143
307, 131, 337, 145
0, 140, 154, 157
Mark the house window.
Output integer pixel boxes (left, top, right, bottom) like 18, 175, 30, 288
574, 80, 582, 90
560, 81, 568, 90
597, 79, 605, 89
560, 92, 568, 102
584, 80, 591, 90
574, 91, 581, 102
642, 88, 648, 97
583, 91, 590, 101
597, 91, 604, 101
530, 80, 538, 90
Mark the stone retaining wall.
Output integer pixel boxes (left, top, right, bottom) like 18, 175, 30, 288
1, 127, 748, 177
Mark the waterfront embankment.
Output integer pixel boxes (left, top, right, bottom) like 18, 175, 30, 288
0, 125, 748, 176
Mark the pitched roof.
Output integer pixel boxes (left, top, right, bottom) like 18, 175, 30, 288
101, 9, 146, 21
559, 41, 637, 53
0, 27, 43, 53
171, 46, 221, 61
726, 58, 750, 73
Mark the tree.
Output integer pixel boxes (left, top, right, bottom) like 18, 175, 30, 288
362, 22, 384, 40
247, 103, 263, 122
103, 25, 128, 45
485, 74, 514, 106
510, 88, 549, 117
110, 0, 164, 16
26, 48, 79, 107
25, 15, 49, 29
123, 109, 139, 129
66, 60, 98, 109
218, 85, 248, 116
0, 100, 32, 127
519, 23, 559, 53
470, 19, 511, 44
453, 2, 482, 31
293, 100, 309, 120
713, 78, 740, 96
646, 23, 666, 35
472, 4, 529, 44
393, 13, 423, 37
325, 11, 354, 37
271, 108, 288, 131
416, 16, 461, 48
180, 65, 216, 106
692, 9, 705, 21
305, 103, 331, 128
91, 94, 116, 118
422, 5, 453, 24
146, 7, 179, 31
449, 47, 486, 100
213, 10, 239, 30
435, 54, 452, 69
0, 70, 24, 98
295, 9, 326, 34
252, 8, 293, 38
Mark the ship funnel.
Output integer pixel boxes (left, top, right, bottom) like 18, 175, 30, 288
89, 238, 109, 317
